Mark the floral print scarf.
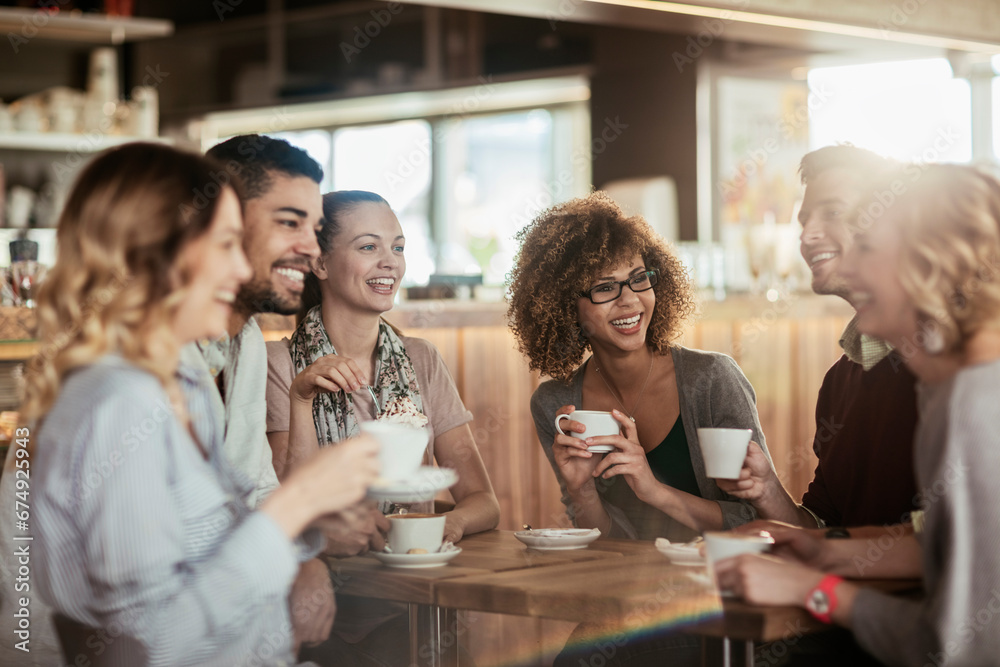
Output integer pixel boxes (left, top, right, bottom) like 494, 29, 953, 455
289, 305, 424, 446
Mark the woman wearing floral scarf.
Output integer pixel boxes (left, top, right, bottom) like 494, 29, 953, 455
264, 190, 499, 545
265, 190, 499, 666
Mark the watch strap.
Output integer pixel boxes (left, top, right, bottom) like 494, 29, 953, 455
805, 574, 843, 624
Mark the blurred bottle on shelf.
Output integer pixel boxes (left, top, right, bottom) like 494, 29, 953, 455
103, 0, 135, 17
9, 239, 41, 309
5, 187, 35, 231
87, 47, 119, 110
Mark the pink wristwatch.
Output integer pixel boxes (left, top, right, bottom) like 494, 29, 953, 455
804, 574, 843, 624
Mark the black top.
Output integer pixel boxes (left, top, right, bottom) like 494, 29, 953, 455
800, 351, 919, 527
646, 416, 702, 497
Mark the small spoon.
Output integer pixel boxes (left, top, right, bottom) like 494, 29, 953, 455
367, 385, 382, 418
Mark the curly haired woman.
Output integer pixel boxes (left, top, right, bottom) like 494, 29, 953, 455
508, 192, 769, 544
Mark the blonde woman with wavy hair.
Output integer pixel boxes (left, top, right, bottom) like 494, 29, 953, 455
9, 143, 379, 667
866, 166, 1000, 356
716, 164, 1000, 666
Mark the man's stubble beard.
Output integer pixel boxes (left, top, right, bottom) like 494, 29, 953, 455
235, 278, 302, 317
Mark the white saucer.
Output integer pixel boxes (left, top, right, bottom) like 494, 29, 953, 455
367, 467, 458, 502
514, 528, 601, 550
654, 538, 705, 566
371, 548, 462, 569
586, 445, 615, 454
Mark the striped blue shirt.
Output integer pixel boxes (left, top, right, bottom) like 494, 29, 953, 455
34, 355, 305, 666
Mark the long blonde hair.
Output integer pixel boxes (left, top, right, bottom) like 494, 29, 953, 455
20, 143, 234, 422
857, 164, 1000, 354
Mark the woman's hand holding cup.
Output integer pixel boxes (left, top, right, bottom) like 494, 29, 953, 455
551, 405, 604, 491
262, 435, 380, 539
554, 409, 620, 453
589, 409, 661, 502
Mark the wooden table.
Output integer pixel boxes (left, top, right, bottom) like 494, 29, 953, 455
326, 530, 880, 667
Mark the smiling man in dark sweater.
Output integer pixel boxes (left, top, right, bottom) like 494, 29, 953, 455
719, 145, 920, 533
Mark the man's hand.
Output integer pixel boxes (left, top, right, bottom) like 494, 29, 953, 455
713, 553, 825, 606
312, 504, 388, 556
289, 558, 335, 654
715, 441, 776, 502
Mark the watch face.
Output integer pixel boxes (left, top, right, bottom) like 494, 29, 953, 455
808, 590, 831, 615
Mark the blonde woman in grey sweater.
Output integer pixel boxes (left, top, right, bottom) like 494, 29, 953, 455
716, 164, 1000, 666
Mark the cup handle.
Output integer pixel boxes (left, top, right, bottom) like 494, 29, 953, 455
554, 413, 571, 436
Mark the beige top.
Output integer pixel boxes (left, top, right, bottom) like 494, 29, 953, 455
265, 334, 475, 643
265, 335, 473, 446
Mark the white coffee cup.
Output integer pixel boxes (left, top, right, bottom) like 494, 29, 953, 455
555, 410, 620, 453
386, 513, 446, 554
359, 421, 428, 482
703, 531, 775, 596
697, 428, 752, 479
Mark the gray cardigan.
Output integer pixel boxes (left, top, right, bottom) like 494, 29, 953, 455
531, 346, 768, 542
852, 359, 1000, 665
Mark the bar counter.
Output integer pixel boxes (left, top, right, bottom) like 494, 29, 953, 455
2, 294, 853, 521
256, 292, 854, 531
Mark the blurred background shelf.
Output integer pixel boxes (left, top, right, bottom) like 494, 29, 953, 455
0, 132, 171, 152
0, 7, 173, 45
0, 343, 36, 362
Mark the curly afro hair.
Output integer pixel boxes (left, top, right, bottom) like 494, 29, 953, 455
506, 191, 696, 383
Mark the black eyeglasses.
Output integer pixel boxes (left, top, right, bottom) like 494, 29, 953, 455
579, 269, 658, 304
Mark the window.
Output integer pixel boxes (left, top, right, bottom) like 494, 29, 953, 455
807, 58, 972, 163
232, 103, 587, 287
436, 109, 555, 285
270, 129, 333, 193
205, 76, 590, 288
332, 121, 434, 285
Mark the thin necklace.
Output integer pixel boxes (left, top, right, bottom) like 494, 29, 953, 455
593, 353, 655, 423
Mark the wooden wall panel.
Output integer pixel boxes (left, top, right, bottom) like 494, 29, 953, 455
735, 319, 794, 490
407, 327, 462, 392
261, 302, 854, 515
459, 328, 546, 531
696, 319, 737, 362
422, 313, 855, 528
789, 317, 847, 499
